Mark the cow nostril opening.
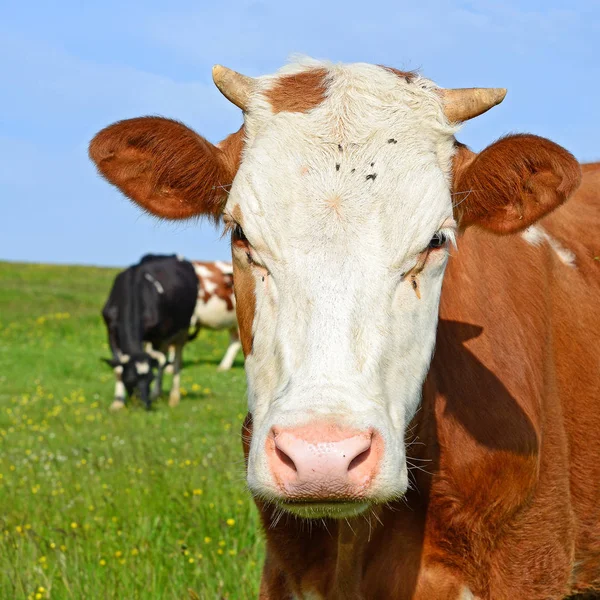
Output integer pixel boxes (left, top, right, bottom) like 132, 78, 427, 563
348, 446, 371, 472
275, 447, 297, 472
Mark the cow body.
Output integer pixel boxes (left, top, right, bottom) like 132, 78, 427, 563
90, 58, 600, 598
189, 260, 241, 371
250, 163, 600, 599
102, 254, 198, 409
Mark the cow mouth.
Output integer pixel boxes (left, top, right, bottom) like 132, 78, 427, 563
277, 499, 370, 519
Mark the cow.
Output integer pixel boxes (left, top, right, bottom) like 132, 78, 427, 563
90, 58, 600, 599
102, 254, 198, 410
188, 260, 241, 371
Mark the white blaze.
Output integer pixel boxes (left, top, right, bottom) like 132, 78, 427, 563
227, 58, 458, 505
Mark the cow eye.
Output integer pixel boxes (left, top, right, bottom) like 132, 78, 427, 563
428, 231, 447, 250
232, 224, 247, 242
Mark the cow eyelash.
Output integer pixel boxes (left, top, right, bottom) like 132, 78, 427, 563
428, 231, 447, 249
225, 221, 259, 266
232, 224, 248, 242
427, 228, 456, 251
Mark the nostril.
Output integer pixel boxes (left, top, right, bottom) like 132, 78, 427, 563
275, 447, 297, 472
348, 446, 371, 472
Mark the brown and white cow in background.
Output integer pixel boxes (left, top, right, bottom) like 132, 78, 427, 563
90, 58, 600, 599
188, 260, 241, 371
152, 259, 241, 396
164, 260, 241, 372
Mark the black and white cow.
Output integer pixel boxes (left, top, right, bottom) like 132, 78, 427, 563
102, 254, 198, 410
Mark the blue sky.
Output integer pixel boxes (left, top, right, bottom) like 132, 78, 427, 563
1, 0, 598, 267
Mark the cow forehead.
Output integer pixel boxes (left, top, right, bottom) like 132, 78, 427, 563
228, 59, 457, 259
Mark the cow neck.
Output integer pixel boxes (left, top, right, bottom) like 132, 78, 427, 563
246, 403, 437, 597
117, 267, 148, 356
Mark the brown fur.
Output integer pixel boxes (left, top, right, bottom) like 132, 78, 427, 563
191, 261, 235, 312
89, 118, 244, 221
265, 69, 328, 114
232, 256, 256, 356
380, 65, 416, 83
242, 159, 600, 598
453, 135, 582, 233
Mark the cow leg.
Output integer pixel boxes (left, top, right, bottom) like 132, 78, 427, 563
217, 328, 242, 371
168, 344, 184, 407
152, 360, 166, 400
110, 365, 126, 411
165, 345, 176, 375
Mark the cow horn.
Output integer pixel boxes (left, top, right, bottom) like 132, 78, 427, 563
441, 87, 507, 123
212, 65, 255, 111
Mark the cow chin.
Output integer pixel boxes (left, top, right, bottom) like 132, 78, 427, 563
277, 500, 371, 520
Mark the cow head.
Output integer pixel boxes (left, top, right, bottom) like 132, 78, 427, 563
90, 59, 580, 518
103, 353, 159, 409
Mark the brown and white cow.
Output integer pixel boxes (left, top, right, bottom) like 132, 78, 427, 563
188, 260, 241, 371
90, 58, 600, 599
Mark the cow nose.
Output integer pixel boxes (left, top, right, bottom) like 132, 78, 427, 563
267, 425, 381, 499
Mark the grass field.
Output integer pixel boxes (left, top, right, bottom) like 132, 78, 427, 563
0, 261, 263, 599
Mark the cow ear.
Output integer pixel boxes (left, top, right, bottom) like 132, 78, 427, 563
452, 134, 581, 234
101, 357, 120, 368
89, 117, 244, 221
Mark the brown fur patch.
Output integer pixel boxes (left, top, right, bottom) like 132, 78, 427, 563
218, 125, 245, 174
325, 193, 343, 218
265, 69, 328, 114
192, 261, 235, 312
380, 65, 416, 83
89, 118, 245, 221
249, 163, 600, 598
452, 135, 581, 234
231, 203, 244, 227
232, 254, 256, 356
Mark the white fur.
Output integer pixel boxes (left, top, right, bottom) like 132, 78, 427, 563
522, 225, 576, 267
215, 260, 234, 274
194, 265, 215, 279
191, 293, 236, 330
144, 272, 164, 294
113, 369, 125, 401
135, 361, 150, 375
225, 59, 458, 511
202, 279, 218, 294
146, 347, 167, 367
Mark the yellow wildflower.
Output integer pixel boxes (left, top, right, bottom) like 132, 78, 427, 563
226, 518, 235, 526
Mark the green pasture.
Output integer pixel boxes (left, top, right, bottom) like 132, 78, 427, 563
0, 261, 262, 599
